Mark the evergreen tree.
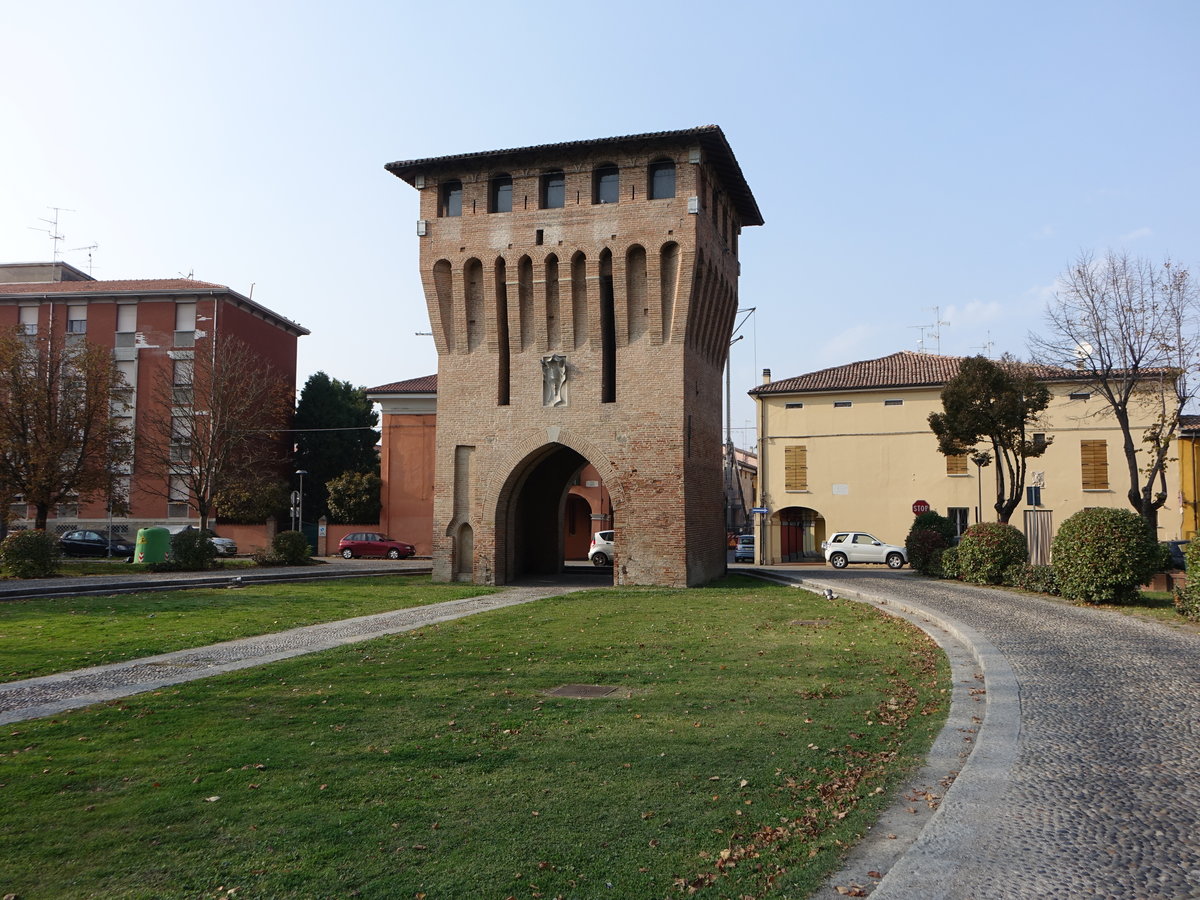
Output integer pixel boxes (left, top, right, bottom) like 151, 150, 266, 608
293, 372, 379, 520
929, 355, 1052, 523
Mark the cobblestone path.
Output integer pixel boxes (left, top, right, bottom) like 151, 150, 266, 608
795, 568, 1200, 900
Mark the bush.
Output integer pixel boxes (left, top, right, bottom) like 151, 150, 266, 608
1174, 540, 1200, 621
169, 528, 218, 571
254, 530, 313, 567
0, 529, 61, 578
1002, 563, 1060, 595
906, 528, 949, 576
1051, 507, 1160, 605
956, 522, 1027, 585
940, 547, 961, 580
911, 511, 957, 545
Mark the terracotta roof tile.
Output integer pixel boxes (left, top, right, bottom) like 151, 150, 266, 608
366, 374, 437, 394
0, 278, 227, 295
750, 351, 1078, 395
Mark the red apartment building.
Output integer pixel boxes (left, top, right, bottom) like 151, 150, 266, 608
0, 261, 308, 539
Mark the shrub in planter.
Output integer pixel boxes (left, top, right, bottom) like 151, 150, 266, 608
940, 547, 961, 580
906, 529, 949, 576
0, 529, 61, 578
956, 522, 1027, 585
1051, 507, 1159, 605
1173, 540, 1200, 621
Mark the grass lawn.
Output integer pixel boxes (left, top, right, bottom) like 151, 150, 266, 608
0, 577, 495, 681
0, 576, 948, 899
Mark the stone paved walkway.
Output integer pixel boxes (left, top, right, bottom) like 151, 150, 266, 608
772, 567, 1200, 900
0, 583, 586, 725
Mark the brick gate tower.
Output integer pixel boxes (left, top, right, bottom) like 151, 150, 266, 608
386, 126, 761, 587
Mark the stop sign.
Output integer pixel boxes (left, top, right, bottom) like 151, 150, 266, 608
912, 499, 930, 515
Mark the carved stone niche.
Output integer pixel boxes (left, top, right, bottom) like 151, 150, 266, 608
541, 354, 568, 407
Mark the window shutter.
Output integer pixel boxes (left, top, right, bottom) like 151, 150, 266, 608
785, 445, 808, 491
946, 454, 968, 475
1081, 440, 1108, 489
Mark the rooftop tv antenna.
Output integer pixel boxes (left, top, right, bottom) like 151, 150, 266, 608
909, 323, 928, 353
971, 331, 996, 358
29, 206, 75, 260
925, 306, 950, 354
68, 243, 99, 276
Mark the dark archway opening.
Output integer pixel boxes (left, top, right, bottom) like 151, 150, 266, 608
499, 444, 615, 584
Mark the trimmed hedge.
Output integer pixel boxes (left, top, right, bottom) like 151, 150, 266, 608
906, 529, 949, 576
0, 530, 61, 579
939, 547, 961, 580
956, 522, 1027, 585
1174, 539, 1200, 621
253, 530, 314, 567
1051, 507, 1160, 605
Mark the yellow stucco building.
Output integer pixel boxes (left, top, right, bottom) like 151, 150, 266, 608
750, 351, 1188, 564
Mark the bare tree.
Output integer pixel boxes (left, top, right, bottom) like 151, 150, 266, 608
1029, 250, 1200, 531
0, 327, 132, 530
139, 335, 293, 531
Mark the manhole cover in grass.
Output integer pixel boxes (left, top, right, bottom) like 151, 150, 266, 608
544, 684, 619, 699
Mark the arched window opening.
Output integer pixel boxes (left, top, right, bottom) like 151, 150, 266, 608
594, 163, 619, 205
440, 180, 462, 217
541, 170, 565, 209
648, 159, 675, 199
490, 173, 513, 213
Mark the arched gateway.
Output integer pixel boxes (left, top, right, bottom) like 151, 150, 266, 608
386, 127, 762, 586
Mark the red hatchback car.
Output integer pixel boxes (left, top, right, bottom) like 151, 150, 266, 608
337, 532, 416, 560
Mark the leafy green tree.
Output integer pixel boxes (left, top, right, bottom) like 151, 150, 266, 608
928, 355, 1052, 523
293, 372, 379, 520
1030, 250, 1200, 532
213, 476, 290, 524
0, 327, 132, 529
326, 471, 383, 524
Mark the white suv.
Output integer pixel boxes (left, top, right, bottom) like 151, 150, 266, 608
821, 532, 906, 569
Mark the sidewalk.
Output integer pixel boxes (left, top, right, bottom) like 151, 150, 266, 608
0, 556, 430, 602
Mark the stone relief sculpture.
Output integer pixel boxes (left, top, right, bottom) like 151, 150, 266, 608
541, 354, 568, 407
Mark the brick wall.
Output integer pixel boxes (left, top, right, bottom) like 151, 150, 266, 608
392, 131, 756, 587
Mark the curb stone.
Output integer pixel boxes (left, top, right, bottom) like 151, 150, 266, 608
747, 570, 1020, 898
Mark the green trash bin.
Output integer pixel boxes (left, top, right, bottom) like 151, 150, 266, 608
135, 526, 171, 564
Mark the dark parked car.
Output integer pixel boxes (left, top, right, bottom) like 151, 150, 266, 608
58, 529, 135, 558
1162, 540, 1190, 570
337, 532, 416, 560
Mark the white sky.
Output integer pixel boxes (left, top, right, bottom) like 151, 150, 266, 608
3, 0, 1197, 446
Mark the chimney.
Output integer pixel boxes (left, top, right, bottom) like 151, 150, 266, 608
761, 368, 771, 385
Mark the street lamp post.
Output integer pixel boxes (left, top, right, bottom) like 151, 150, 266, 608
296, 469, 308, 534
